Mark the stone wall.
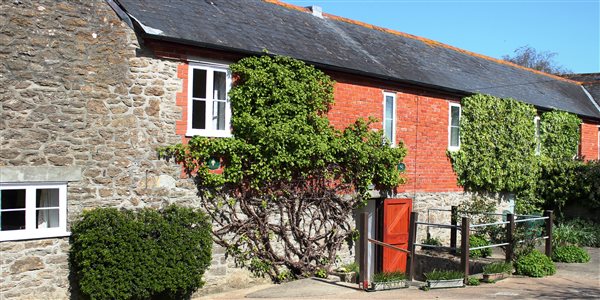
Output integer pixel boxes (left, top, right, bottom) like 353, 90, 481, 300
0, 1, 259, 298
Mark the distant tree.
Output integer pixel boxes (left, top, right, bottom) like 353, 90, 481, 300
502, 45, 571, 75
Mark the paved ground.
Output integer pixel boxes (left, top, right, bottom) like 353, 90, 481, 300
197, 248, 600, 299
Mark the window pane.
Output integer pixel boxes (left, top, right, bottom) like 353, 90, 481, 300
385, 96, 394, 121
213, 71, 227, 100
215, 101, 226, 130
1, 211, 25, 231
385, 121, 393, 143
37, 209, 59, 229
451, 106, 460, 126
1, 189, 25, 209
192, 69, 207, 98
192, 100, 206, 129
36, 189, 59, 208
450, 127, 460, 147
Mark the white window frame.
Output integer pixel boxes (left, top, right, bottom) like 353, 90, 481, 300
448, 103, 461, 151
0, 182, 68, 241
534, 116, 541, 156
186, 62, 232, 137
383, 92, 397, 146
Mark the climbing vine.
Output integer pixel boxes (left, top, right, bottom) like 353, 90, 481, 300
540, 110, 581, 161
449, 94, 539, 212
449, 94, 587, 214
159, 55, 407, 281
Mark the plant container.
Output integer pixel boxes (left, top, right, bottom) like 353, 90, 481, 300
371, 280, 409, 291
482, 273, 508, 283
427, 278, 464, 289
331, 271, 357, 283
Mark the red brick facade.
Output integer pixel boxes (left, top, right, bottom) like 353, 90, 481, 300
581, 122, 600, 161
157, 42, 599, 192
328, 73, 463, 193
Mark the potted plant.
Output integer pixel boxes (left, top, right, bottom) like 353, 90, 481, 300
424, 269, 464, 289
371, 271, 408, 291
331, 262, 359, 283
482, 262, 512, 283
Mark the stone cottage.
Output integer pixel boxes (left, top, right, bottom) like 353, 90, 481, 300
1, 0, 599, 298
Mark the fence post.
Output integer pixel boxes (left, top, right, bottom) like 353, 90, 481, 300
544, 210, 553, 258
505, 213, 515, 263
358, 212, 369, 290
450, 206, 458, 255
407, 212, 418, 281
460, 217, 470, 282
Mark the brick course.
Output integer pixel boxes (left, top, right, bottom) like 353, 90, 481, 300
581, 122, 600, 160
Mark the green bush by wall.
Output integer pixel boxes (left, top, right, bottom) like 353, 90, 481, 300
552, 245, 591, 263
514, 250, 556, 277
69, 206, 212, 300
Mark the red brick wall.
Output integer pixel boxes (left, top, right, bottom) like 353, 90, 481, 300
328, 73, 463, 193
581, 122, 600, 161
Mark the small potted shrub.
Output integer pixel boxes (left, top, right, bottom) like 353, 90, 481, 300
371, 271, 408, 291
331, 262, 358, 283
482, 262, 512, 283
425, 269, 464, 289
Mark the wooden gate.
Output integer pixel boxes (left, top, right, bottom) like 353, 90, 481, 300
382, 198, 412, 272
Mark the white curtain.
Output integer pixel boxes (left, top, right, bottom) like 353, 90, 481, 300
37, 189, 59, 228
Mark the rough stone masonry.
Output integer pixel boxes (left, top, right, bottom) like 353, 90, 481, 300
0, 1, 267, 298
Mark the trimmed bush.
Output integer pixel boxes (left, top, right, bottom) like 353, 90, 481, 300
469, 235, 492, 258
515, 250, 556, 277
552, 245, 591, 263
70, 206, 212, 300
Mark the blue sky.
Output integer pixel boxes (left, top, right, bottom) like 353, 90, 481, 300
286, 0, 600, 74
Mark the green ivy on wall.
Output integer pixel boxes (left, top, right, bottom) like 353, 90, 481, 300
449, 94, 585, 214
449, 94, 540, 212
540, 110, 581, 161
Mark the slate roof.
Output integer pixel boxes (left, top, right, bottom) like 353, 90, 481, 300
113, 0, 600, 120
563, 73, 600, 108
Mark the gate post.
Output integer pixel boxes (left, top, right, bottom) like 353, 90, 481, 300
544, 210, 553, 257
450, 206, 458, 255
506, 213, 515, 263
407, 212, 418, 281
460, 217, 470, 282
359, 212, 369, 290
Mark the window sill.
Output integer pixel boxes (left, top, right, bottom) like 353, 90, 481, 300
447, 146, 460, 152
186, 129, 232, 138
0, 230, 71, 242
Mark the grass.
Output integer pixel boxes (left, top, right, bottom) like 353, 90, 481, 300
483, 262, 512, 275
424, 269, 464, 281
373, 271, 406, 283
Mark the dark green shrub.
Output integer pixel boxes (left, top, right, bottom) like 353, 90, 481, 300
483, 262, 512, 275
70, 206, 212, 300
421, 236, 442, 250
469, 235, 492, 258
514, 250, 556, 277
552, 245, 591, 263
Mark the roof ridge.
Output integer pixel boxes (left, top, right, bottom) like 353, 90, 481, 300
263, 0, 583, 86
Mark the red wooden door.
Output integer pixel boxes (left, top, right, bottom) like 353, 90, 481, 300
382, 198, 412, 272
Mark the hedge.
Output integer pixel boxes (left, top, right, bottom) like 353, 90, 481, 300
69, 206, 212, 300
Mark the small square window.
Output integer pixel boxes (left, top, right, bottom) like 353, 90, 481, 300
0, 183, 68, 241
